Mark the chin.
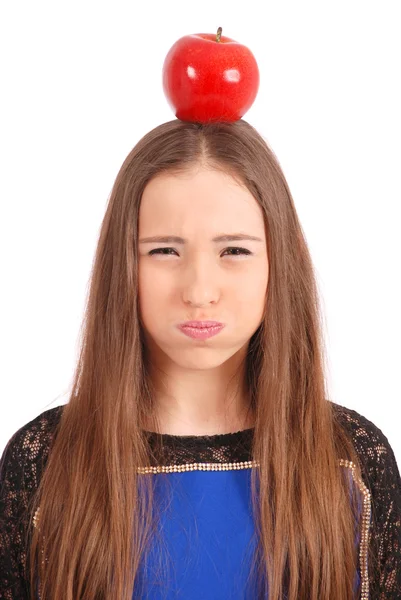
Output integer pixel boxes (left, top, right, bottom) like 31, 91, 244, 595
165, 346, 240, 370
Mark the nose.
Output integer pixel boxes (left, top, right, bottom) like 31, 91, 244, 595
181, 253, 220, 307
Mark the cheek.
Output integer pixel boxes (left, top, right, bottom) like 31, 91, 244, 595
232, 265, 268, 298
139, 266, 173, 297
138, 267, 175, 335
138, 270, 162, 312
234, 286, 267, 320
232, 268, 269, 322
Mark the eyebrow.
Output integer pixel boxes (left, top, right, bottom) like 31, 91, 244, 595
138, 233, 264, 244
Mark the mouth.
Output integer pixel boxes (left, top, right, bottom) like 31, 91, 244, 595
177, 322, 225, 340
179, 320, 224, 328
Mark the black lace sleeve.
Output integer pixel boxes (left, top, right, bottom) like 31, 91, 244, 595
334, 403, 401, 599
0, 429, 32, 598
0, 406, 63, 600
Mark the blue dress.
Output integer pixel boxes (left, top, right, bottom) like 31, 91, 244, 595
132, 428, 364, 599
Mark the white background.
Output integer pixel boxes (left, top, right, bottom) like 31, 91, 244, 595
0, 1, 400, 463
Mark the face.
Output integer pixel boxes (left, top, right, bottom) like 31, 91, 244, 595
137, 165, 269, 374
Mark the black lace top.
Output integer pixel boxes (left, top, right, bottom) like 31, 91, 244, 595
1, 402, 400, 599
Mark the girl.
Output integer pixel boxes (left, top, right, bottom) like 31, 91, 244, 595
1, 118, 400, 599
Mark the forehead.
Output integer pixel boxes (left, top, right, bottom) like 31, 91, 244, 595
139, 167, 264, 230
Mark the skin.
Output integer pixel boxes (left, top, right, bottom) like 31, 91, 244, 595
137, 164, 269, 435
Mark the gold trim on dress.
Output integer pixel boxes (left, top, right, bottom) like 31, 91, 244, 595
339, 459, 372, 599
137, 459, 259, 474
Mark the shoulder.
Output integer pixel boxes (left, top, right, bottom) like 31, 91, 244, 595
0, 405, 65, 491
330, 400, 398, 468
330, 400, 401, 498
1, 404, 65, 461
330, 400, 397, 461
330, 399, 391, 441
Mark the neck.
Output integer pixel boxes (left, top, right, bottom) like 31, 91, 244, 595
143, 341, 254, 435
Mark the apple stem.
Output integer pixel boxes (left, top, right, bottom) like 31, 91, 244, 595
216, 27, 222, 43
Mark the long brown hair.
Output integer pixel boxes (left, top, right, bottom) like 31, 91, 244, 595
27, 118, 365, 599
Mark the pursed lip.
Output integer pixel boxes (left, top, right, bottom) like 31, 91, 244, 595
178, 320, 224, 328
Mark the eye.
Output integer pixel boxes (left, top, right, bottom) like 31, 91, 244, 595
148, 248, 178, 256
221, 247, 252, 257
148, 247, 252, 257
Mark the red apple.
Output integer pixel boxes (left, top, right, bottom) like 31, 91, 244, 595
162, 27, 260, 123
